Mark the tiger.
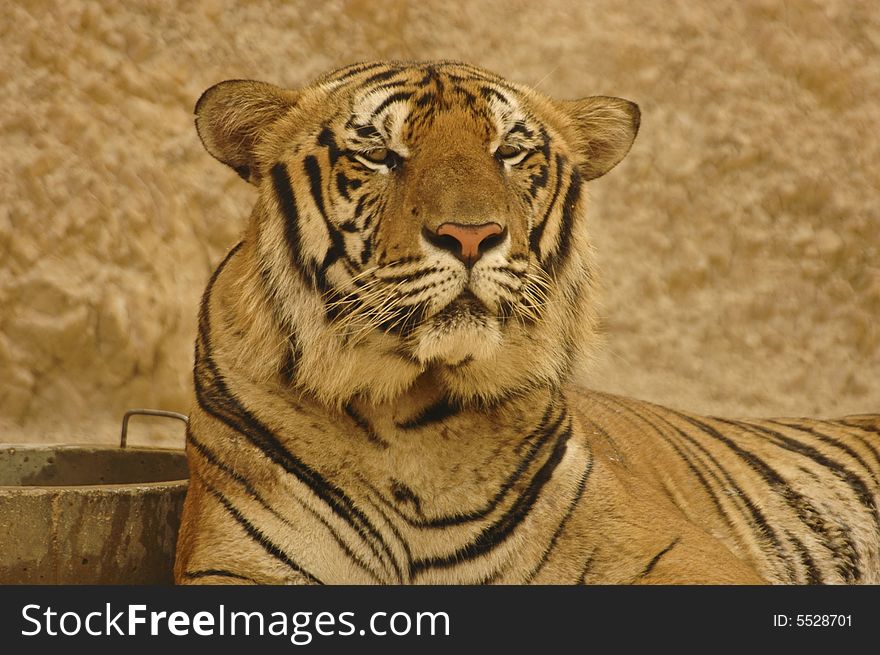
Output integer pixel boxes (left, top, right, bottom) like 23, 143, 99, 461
174, 60, 880, 585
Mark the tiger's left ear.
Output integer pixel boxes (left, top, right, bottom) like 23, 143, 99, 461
194, 79, 299, 185
558, 96, 640, 181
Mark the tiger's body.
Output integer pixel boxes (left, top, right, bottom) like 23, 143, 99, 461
175, 61, 880, 585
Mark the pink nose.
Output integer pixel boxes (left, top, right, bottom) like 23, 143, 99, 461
428, 222, 506, 266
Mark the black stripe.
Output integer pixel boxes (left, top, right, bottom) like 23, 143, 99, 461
189, 431, 261, 499
303, 155, 328, 220
722, 418, 878, 579
353, 194, 374, 222
404, 104, 438, 133
377, 266, 442, 285
455, 63, 516, 87
352, 196, 369, 221
416, 66, 443, 90
390, 480, 424, 517
188, 433, 385, 583
768, 419, 880, 486
371, 91, 412, 118
529, 154, 565, 257
476, 564, 507, 585
278, 340, 297, 386
602, 395, 797, 582
353, 124, 381, 139
548, 169, 582, 272
326, 61, 389, 83
658, 481, 679, 506
738, 419, 880, 512
636, 537, 681, 579
416, 405, 565, 527
359, 493, 414, 584
679, 412, 861, 583
452, 86, 478, 108
193, 353, 401, 581
317, 127, 342, 165
522, 446, 594, 583
479, 86, 511, 106
195, 243, 244, 353
373, 300, 425, 337
373, 400, 563, 531
303, 155, 347, 279
784, 529, 823, 584
182, 569, 257, 583
336, 172, 352, 201
833, 419, 880, 469
359, 231, 373, 266
365, 80, 414, 97
270, 162, 314, 288
836, 417, 880, 435
395, 396, 459, 430
344, 403, 389, 447
596, 396, 737, 531
360, 67, 405, 86
487, 275, 522, 295
415, 92, 437, 107
380, 255, 422, 268
362, 193, 384, 231
578, 550, 597, 584
527, 163, 549, 198
508, 122, 535, 139
410, 417, 573, 576
202, 478, 323, 584
631, 401, 803, 582
194, 256, 400, 580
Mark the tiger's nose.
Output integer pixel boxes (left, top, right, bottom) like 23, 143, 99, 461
423, 222, 507, 267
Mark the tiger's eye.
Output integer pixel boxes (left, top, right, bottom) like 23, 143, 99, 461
361, 148, 390, 164
496, 144, 522, 159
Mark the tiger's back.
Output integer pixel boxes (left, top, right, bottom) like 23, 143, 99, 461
570, 392, 880, 584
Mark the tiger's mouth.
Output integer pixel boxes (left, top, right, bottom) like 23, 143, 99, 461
434, 289, 487, 320
331, 257, 534, 365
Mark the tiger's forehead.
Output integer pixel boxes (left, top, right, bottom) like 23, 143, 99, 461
320, 62, 534, 152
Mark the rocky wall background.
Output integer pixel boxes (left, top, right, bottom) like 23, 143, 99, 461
1, 0, 878, 446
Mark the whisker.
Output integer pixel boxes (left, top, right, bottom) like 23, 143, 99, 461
331, 278, 411, 344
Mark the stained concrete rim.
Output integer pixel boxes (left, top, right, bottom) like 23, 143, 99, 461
0, 443, 189, 492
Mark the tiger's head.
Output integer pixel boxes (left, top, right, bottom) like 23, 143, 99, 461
195, 61, 638, 406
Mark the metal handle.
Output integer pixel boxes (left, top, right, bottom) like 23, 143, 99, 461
120, 409, 189, 448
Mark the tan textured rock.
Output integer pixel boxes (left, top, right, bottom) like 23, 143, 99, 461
1, 0, 878, 445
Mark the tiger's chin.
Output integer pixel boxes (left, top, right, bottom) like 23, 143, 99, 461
409, 303, 503, 366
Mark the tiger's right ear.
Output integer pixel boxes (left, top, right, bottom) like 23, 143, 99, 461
194, 80, 299, 185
